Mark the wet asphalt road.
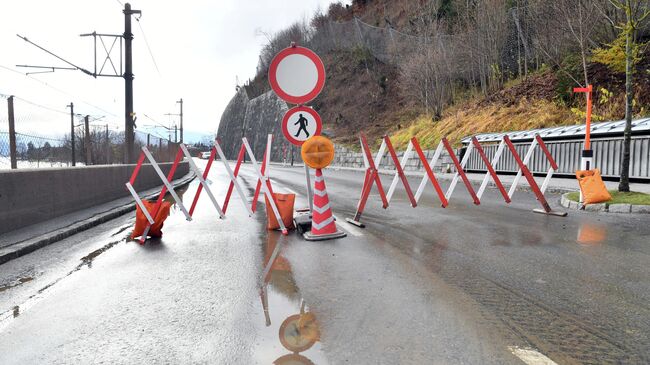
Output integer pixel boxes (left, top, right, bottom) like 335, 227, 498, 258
0, 159, 648, 364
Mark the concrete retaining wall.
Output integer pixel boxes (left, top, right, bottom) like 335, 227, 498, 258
0, 162, 189, 235
332, 144, 456, 173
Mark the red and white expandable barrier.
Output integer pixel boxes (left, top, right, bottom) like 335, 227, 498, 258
348, 133, 565, 227
126, 134, 290, 242
126, 146, 192, 243
345, 134, 389, 227
187, 134, 288, 234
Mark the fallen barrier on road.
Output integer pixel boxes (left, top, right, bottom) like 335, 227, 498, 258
347, 133, 566, 227
126, 134, 288, 243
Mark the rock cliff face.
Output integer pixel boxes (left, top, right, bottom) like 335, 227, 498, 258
217, 88, 301, 163
216, 87, 249, 160
217, 87, 450, 170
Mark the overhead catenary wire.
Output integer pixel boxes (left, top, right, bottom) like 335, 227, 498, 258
136, 18, 162, 76
0, 64, 119, 118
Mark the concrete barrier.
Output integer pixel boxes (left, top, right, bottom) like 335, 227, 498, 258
0, 162, 189, 235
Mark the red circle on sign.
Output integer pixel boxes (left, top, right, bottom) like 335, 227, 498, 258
269, 46, 326, 105
282, 106, 322, 146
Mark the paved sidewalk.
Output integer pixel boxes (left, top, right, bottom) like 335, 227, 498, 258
0, 173, 195, 264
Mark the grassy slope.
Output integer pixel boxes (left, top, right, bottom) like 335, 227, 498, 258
390, 98, 577, 149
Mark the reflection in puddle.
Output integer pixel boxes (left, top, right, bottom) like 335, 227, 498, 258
577, 222, 607, 245
255, 233, 328, 365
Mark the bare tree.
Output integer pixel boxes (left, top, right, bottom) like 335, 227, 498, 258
553, 0, 601, 86
609, 0, 650, 192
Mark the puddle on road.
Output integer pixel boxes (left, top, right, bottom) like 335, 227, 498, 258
253, 231, 328, 365
0, 234, 128, 332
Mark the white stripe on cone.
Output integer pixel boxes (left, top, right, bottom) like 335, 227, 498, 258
312, 216, 335, 230
313, 203, 331, 214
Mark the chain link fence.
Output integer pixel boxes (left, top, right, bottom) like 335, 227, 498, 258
0, 93, 179, 170
134, 130, 180, 163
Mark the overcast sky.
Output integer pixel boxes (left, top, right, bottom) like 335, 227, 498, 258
0, 0, 345, 142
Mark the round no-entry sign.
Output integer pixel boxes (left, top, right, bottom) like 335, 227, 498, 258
282, 106, 322, 146
269, 46, 325, 105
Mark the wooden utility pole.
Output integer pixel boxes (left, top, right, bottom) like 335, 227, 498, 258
7, 96, 17, 169
67, 102, 76, 166
105, 124, 110, 164
84, 115, 92, 165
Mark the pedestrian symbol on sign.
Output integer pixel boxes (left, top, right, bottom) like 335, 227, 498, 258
282, 106, 322, 146
294, 114, 310, 138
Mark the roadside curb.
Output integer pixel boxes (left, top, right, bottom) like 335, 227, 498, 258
0, 173, 196, 265
560, 192, 650, 214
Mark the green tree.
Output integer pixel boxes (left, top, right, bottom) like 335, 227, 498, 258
608, 0, 649, 192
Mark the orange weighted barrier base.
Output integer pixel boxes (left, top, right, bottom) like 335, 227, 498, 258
132, 200, 172, 240
576, 169, 612, 204
265, 193, 296, 231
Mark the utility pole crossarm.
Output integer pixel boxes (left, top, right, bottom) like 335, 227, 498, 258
16, 34, 94, 76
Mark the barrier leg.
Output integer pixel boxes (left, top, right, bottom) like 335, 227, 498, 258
221, 144, 247, 214
360, 134, 388, 208
346, 169, 375, 227
346, 134, 388, 228
189, 147, 216, 216
508, 137, 538, 199
472, 137, 511, 203
412, 138, 448, 207
535, 135, 559, 195
504, 136, 566, 217
477, 139, 506, 200
442, 138, 480, 205
125, 151, 155, 225
252, 135, 275, 213
181, 144, 225, 219
384, 136, 417, 207
139, 148, 185, 243
243, 137, 288, 235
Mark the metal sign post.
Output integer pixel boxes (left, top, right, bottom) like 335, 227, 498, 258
270, 44, 326, 216
573, 85, 594, 203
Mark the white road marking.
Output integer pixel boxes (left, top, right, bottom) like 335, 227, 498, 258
333, 215, 363, 237
508, 346, 558, 365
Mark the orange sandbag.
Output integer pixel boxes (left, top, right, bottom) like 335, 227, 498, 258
131, 200, 172, 239
264, 193, 295, 231
576, 169, 612, 204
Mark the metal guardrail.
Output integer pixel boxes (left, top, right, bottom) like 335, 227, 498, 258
464, 136, 650, 179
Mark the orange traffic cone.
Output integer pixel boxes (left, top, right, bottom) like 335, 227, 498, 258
303, 169, 346, 241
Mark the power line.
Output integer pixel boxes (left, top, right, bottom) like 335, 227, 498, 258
136, 19, 162, 76
13, 96, 71, 116
0, 64, 119, 117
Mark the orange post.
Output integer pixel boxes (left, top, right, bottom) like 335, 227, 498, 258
573, 85, 593, 151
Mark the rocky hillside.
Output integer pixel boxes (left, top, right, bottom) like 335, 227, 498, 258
217, 0, 650, 154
